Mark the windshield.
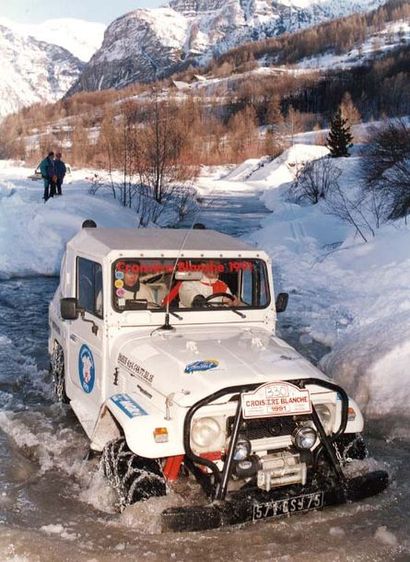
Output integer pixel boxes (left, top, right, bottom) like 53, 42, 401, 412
112, 258, 270, 312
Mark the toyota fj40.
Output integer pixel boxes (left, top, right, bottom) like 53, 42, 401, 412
48, 224, 388, 531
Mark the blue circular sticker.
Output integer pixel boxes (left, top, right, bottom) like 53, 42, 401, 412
115, 271, 125, 279
78, 344, 95, 393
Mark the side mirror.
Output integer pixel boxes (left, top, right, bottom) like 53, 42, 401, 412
60, 297, 81, 320
275, 292, 289, 313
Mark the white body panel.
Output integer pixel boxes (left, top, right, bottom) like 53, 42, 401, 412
48, 227, 364, 459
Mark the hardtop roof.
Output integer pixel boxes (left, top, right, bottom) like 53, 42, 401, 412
68, 227, 259, 256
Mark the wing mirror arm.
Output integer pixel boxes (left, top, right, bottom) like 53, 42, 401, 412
80, 309, 99, 335
60, 298, 99, 335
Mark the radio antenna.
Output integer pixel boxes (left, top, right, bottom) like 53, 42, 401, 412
159, 194, 215, 331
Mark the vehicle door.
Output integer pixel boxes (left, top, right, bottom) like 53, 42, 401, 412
67, 257, 104, 407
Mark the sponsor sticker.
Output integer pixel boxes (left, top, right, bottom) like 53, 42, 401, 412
118, 353, 155, 384
110, 393, 147, 418
78, 344, 95, 393
242, 381, 311, 419
184, 359, 219, 374
115, 279, 124, 289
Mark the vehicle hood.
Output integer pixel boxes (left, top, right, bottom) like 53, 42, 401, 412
115, 326, 328, 408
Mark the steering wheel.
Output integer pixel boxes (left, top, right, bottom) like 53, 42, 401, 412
204, 292, 235, 306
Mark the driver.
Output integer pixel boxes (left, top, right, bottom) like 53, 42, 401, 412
179, 261, 239, 308
120, 262, 154, 303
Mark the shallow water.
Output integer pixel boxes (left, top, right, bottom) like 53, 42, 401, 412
0, 195, 409, 561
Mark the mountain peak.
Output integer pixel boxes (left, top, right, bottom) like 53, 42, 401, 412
169, 0, 227, 15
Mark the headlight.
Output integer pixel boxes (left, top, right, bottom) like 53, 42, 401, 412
292, 426, 317, 450
233, 435, 251, 461
315, 404, 333, 434
191, 417, 221, 449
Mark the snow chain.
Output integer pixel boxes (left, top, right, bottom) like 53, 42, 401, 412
51, 343, 65, 402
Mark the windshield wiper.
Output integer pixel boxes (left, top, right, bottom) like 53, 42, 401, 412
169, 310, 182, 320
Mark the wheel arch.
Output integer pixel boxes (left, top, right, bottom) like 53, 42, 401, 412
91, 405, 123, 452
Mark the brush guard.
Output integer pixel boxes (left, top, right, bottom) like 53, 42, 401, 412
161, 378, 389, 532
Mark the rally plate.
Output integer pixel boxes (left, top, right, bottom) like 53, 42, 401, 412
253, 491, 324, 521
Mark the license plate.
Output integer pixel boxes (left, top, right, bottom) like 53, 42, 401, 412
253, 491, 324, 521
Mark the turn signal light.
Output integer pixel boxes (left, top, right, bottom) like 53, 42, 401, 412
154, 427, 169, 443
347, 407, 356, 421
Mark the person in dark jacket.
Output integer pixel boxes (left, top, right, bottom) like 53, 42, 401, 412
54, 152, 67, 195
39, 151, 56, 202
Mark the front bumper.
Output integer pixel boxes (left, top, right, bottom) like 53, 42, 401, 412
162, 469, 389, 532
162, 378, 389, 531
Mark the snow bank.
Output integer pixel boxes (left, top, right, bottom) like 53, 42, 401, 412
2, 147, 410, 423
242, 146, 410, 420
0, 165, 141, 279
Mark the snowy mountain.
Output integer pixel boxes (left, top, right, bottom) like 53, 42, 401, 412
0, 25, 84, 119
0, 17, 105, 62
68, 0, 386, 94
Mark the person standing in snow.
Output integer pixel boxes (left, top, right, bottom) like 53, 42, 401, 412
39, 151, 56, 202
54, 152, 66, 195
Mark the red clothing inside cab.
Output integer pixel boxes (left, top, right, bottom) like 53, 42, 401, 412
162, 278, 229, 306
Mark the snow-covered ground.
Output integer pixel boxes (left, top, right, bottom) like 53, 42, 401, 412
0, 163, 143, 278
0, 144, 409, 560
241, 144, 410, 425
1, 141, 409, 428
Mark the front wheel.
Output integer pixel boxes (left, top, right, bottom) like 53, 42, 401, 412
101, 438, 166, 510
333, 433, 367, 462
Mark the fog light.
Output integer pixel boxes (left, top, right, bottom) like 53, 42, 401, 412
293, 426, 317, 450
233, 435, 251, 461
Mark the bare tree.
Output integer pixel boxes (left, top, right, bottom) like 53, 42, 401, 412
362, 119, 410, 220
90, 96, 199, 226
290, 157, 342, 204
324, 182, 375, 243
340, 92, 361, 126
134, 96, 199, 204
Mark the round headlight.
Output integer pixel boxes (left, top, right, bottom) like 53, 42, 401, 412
233, 435, 251, 461
293, 426, 317, 450
191, 417, 221, 449
315, 404, 332, 434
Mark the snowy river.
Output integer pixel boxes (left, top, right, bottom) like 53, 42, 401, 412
0, 190, 409, 561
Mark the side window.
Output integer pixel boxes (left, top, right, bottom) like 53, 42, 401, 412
77, 258, 103, 318
241, 268, 253, 304
240, 263, 269, 307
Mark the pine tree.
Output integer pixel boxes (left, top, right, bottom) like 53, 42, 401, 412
327, 109, 353, 157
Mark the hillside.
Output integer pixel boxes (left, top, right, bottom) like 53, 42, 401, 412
0, 25, 84, 120
68, 0, 387, 94
0, 0, 408, 168
0, 17, 105, 62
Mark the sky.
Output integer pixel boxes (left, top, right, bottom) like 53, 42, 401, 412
0, 0, 164, 24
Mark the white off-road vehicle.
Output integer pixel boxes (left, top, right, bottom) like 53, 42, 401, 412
48, 222, 388, 531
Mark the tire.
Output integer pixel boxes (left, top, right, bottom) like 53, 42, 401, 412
334, 433, 367, 462
50, 341, 69, 403
101, 437, 166, 510
313, 433, 367, 487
